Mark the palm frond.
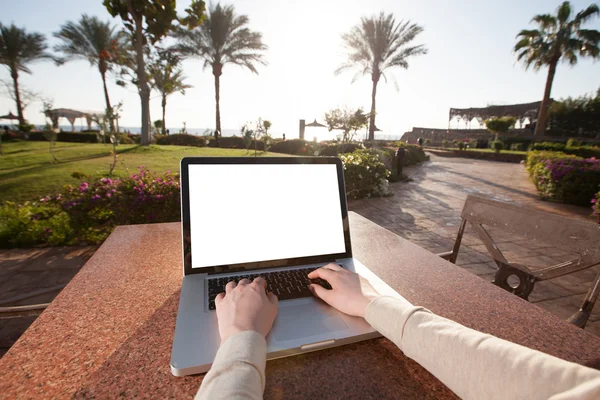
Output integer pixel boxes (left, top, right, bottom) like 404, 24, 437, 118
172, 3, 267, 74
515, 2, 600, 70
557, 2, 572, 25
336, 12, 426, 85
531, 14, 557, 31
54, 14, 126, 70
0, 23, 51, 74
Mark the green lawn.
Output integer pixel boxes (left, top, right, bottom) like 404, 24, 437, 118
0, 141, 287, 203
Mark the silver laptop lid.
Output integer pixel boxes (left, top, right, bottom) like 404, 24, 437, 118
180, 157, 352, 276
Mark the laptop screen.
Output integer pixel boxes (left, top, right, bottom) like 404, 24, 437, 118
188, 163, 347, 269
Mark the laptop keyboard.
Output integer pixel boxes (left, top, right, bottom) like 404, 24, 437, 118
206, 267, 334, 310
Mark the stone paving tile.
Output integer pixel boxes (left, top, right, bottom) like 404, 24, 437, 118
349, 154, 599, 337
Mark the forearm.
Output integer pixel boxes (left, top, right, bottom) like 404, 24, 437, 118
195, 330, 267, 400
365, 296, 600, 400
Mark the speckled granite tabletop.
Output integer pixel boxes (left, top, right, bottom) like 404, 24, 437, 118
1, 213, 599, 399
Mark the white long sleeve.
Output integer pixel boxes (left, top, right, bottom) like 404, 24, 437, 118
365, 296, 600, 400
196, 297, 600, 399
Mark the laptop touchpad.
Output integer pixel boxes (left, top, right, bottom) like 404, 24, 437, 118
272, 302, 348, 341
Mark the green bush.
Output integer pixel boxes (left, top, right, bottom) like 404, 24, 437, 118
491, 140, 504, 153
458, 142, 466, 150
565, 145, 600, 159
209, 136, 265, 151
566, 138, 582, 147
156, 133, 208, 147
510, 143, 525, 151
339, 150, 390, 199
526, 151, 600, 206
270, 139, 318, 155
0, 169, 181, 248
320, 143, 362, 156
500, 137, 532, 150
530, 142, 566, 152
26, 131, 99, 143
442, 139, 450, 148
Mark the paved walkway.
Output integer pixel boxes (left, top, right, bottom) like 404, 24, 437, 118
349, 154, 600, 337
0, 247, 96, 357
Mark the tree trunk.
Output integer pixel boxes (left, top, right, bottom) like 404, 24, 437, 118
11, 68, 25, 127
100, 65, 115, 132
534, 59, 558, 137
213, 63, 222, 143
162, 94, 167, 135
133, 12, 150, 146
368, 75, 379, 141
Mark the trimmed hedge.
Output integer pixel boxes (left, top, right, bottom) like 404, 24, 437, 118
529, 142, 600, 159
526, 151, 600, 206
269, 139, 318, 155
156, 134, 209, 147
320, 143, 363, 156
26, 131, 98, 143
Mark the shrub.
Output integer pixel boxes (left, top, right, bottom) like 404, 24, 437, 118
567, 138, 582, 147
526, 151, 600, 206
26, 131, 99, 143
458, 142, 466, 150
209, 136, 265, 151
0, 201, 72, 247
270, 139, 318, 155
442, 139, 450, 148
0, 168, 181, 248
565, 145, 600, 159
491, 140, 504, 153
501, 137, 532, 150
156, 133, 208, 147
593, 190, 600, 223
485, 117, 516, 136
319, 143, 362, 156
510, 143, 525, 151
530, 142, 566, 152
339, 150, 390, 199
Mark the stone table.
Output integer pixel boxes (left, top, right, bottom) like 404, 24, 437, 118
1, 213, 599, 399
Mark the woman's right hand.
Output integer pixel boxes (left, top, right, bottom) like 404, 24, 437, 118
307, 263, 381, 318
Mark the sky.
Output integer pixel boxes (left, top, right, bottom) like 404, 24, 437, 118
1, 0, 600, 141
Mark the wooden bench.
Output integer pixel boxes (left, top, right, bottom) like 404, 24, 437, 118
439, 195, 600, 328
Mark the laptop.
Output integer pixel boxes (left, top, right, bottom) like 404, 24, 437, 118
170, 156, 402, 376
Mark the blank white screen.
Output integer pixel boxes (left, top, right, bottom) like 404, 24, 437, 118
189, 164, 346, 268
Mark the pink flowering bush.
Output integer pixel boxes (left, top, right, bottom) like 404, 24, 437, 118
527, 151, 600, 207
0, 168, 181, 248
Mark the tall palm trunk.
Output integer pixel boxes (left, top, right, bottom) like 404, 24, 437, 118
534, 59, 558, 137
11, 68, 25, 126
99, 63, 115, 132
213, 63, 222, 143
161, 94, 167, 135
132, 12, 150, 146
368, 75, 379, 141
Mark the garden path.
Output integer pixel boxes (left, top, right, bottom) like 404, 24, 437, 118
349, 153, 600, 337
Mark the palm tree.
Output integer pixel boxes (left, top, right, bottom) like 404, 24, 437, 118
149, 52, 191, 135
54, 15, 127, 131
337, 12, 427, 141
0, 24, 51, 126
173, 3, 267, 135
515, 1, 600, 136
